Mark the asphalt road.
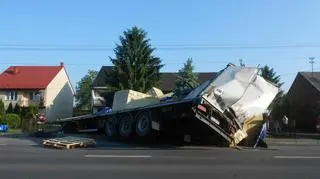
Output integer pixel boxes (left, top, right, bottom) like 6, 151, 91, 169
0, 136, 320, 179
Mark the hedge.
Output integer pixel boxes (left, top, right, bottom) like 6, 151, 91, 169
0, 115, 4, 124
6, 113, 21, 129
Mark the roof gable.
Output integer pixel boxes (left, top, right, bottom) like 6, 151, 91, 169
0, 66, 63, 89
299, 72, 320, 92
92, 66, 113, 87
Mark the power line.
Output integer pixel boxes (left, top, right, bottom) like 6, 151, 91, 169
1, 42, 320, 47
0, 60, 233, 66
0, 47, 113, 51
0, 56, 317, 66
1, 44, 320, 51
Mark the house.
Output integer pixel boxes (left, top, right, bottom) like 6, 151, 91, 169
91, 66, 217, 112
0, 63, 75, 121
286, 72, 320, 132
159, 72, 217, 93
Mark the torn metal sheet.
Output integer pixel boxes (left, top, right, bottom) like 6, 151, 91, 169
187, 64, 279, 145
195, 65, 279, 121
231, 75, 279, 123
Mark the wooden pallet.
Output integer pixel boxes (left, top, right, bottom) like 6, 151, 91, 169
43, 136, 96, 149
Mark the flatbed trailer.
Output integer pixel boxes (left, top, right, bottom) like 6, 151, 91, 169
53, 97, 236, 145
50, 64, 279, 146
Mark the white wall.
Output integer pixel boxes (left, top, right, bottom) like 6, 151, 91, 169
0, 91, 5, 104
45, 68, 74, 121
0, 90, 21, 109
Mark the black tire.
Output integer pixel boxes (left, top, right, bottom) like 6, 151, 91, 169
118, 113, 133, 137
104, 117, 117, 137
97, 119, 106, 134
135, 111, 152, 137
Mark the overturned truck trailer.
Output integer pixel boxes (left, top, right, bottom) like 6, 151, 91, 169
54, 64, 279, 147
185, 64, 279, 146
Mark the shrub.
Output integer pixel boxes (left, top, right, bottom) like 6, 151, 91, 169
14, 103, 21, 114
28, 105, 39, 115
0, 100, 4, 117
6, 113, 21, 129
20, 107, 28, 118
21, 118, 36, 133
0, 115, 6, 124
6, 102, 13, 113
20, 105, 39, 119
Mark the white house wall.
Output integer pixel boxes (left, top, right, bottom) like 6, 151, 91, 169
0, 91, 12, 109
45, 68, 74, 121
0, 91, 6, 104
0, 90, 21, 109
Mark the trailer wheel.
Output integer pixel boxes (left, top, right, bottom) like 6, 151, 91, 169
135, 111, 152, 137
105, 117, 117, 137
119, 113, 133, 137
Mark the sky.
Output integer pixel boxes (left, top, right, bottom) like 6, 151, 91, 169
1, 0, 320, 91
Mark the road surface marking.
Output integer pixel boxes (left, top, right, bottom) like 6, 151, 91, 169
274, 156, 320, 159
0, 144, 7, 146
85, 155, 152, 158
158, 156, 216, 160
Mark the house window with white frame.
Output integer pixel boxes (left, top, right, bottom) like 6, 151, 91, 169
6, 91, 18, 101
29, 91, 41, 101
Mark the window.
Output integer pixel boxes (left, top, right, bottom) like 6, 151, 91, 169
29, 91, 41, 101
6, 91, 18, 101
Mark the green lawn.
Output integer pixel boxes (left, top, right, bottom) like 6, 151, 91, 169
0, 128, 22, 136
8, 128, 22, 134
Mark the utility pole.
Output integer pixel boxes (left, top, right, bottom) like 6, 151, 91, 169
309, 57, 315, 77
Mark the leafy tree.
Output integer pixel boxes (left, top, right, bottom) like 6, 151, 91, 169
174, 58, 199, 98
260, 65, 283, 87
75, 70, 98, 110
259, 65, 288, 122
20, 105, 39, 132
107, 26, 163, 93
0, 100, 5, 123
6, 102, 13, 114
270, 92, 289, 121
13, 103, 21, 114
20, 107, 28, 119
23, 105, 39, 119
0, 100, 5, 117
29, 105, 39, 114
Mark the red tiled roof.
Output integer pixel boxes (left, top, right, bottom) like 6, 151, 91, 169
0, 66, 63, 89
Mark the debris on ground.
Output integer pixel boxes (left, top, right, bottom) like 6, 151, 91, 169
43, 136, 96, 149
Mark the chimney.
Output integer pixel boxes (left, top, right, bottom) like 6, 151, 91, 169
11, 66, 19, 74
60, 62, 64, 67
